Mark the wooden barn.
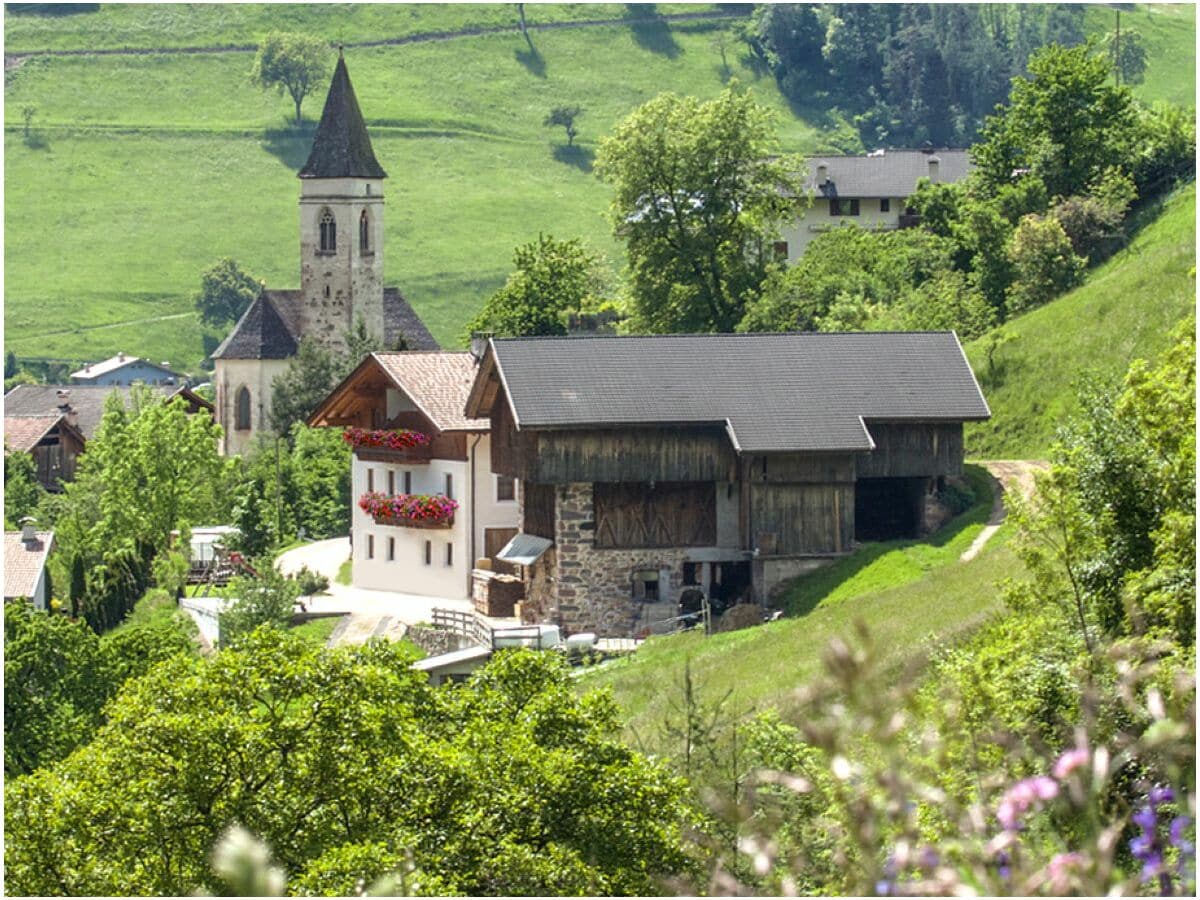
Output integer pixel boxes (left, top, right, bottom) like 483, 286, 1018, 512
463, 331, 990, 637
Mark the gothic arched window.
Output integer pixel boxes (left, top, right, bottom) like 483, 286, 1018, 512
359, 210, 370, 253
235, 386, 251, 431
319, 208, 336, 252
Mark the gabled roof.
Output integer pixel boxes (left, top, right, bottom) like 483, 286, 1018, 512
70, 354, 179, 382
3, 415, 65, 452
211, 293, 299, 361
298, 53, 387, 180
384, 288, 439, 351
4, 531, 55, 600
805, 149, 972, 198
4, 384, 208, 441
467, 332, 990, 454
309, 351, 486, 433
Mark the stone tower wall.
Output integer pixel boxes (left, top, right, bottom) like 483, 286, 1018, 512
299, 177, 385, 355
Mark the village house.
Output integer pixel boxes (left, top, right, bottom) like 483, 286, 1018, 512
213, 51, 437, 456
308, 351, 519, 600
3, 383, 213, 490
4, 523, 56, 611
70, 352, 182, 386
778, 148, 973, 262
463, 331, 990, 637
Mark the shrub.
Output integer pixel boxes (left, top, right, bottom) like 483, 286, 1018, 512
1006, 214, 1086, 314
293, 565, 329, 596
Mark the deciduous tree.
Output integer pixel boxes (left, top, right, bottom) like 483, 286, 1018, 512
596, 85, 804, 333
250, 32, 330, 126
193, 257, 262, 329
544, 104, 582, 145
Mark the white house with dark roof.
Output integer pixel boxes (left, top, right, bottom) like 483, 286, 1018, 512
778, 148, 973, 262
308, 351, 518, 601
213, 51, 438, 456
70, 353, 182, 386
464, 331, 990, 637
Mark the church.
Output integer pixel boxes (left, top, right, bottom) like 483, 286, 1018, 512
212, 51, 438, 456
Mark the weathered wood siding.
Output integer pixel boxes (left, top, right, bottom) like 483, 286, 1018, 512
857, 423, 964, 478
523, 482, 555, 539
750, 482, 854, 556
528, 427, 736, 484
594, 482, 717, 549
489, 385, 534, 478
754, 453, 856, 483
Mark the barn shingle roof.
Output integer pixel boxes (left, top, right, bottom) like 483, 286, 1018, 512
298, 54, 387, 180
481, 332, 990, 453
4, 531, 55, 600
3, 415, 63, 452
806, 149, 972, 198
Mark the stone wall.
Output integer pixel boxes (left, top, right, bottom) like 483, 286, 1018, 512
555, 482, 691, 636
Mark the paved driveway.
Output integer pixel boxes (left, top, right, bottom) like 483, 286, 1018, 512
277, 537, 474, 646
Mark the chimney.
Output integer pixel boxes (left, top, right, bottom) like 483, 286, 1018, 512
928, 155, 941, 183
816, 162, 828, 184
469, 331, 493, 363
20, 517, 37, 544
118, 351, 126, 362
56, 388, 70, 406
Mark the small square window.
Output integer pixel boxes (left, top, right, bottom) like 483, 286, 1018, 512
830, 198, 860, 217
403, 471, 412, 494
772, 240, 789, 262
387, 470, 395, 495
496, 475, 515, 502
880, 198, 891, 213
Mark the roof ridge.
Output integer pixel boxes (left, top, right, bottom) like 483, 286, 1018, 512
493, 330, 958, 343
298, 54, 387, 180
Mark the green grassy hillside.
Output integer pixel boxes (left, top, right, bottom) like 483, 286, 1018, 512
965, 183, 1196, 460
1082, 3, 1196, 108
579, 479, 1016, 745
4, 8, 857, 371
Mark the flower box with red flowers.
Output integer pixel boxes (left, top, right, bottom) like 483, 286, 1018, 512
342, 427, 433, 463
359, 491, 458, 529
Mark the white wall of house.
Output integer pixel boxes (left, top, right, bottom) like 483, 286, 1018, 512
780, 197, 904, 262
350, 434, 518, 600
214, 357, 290, 456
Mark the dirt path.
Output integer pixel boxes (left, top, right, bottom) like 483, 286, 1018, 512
5, 10, 734, 67
960, 460, 1049, 562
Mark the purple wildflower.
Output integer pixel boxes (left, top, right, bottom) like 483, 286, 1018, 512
1170, 815, 1194, 853
1133, 805, 1158, 831
995, 850, 1012, 881
1150, 786, 1176, 807
1053, 747, 1089, 780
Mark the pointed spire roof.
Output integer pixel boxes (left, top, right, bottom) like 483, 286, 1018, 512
298, 50, 387, 180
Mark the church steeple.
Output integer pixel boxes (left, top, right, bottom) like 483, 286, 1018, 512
298, 51, 387, 180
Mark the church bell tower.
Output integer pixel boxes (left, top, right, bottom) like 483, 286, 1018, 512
297, 49, 387, 355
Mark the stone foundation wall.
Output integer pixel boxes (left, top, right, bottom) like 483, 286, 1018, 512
758, 556, 838, 602
522, 547, 557, 625
555, 482, 692, 636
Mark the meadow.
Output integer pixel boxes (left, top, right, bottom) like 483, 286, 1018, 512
964, 183, 1196, 459
4, 3, 1193, 374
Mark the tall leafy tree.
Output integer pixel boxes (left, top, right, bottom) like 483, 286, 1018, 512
193, 257, 262, 329
250, 32, 330, 126
973, 42, 1135, 199
596, 85, 804, 333
465, 234, 608, 338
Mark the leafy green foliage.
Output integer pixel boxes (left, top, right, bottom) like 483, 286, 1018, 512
1005, 213, 1086, 315
219, 564, 301, 647
3, 634, 696, 896
464, 233, 609, 339
596, 84, 804, 333
3, 448, 44, 530
192, 257, 262, 330
268, 337, 338, 436
51, 387, 232, 631
250, 31, 330, 126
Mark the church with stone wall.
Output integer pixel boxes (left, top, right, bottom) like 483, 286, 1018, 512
212, 52, 437, 456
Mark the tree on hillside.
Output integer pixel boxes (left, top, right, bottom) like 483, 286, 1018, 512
544, 105, 582, 146
972, 42, 1135, 199
251, 32, 330, 127
465, 234, 609, 339
3, 635, 696, 896
596, 85, 804, 333
1099, 26, 1147, 86
193, 258, 262, 329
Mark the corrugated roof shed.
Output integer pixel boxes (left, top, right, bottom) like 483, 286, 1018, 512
485, 332, 989, 453
805, 149, 972, 198
298, 53, 387, 180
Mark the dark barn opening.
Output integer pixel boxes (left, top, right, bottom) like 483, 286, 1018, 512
854, 477, 927, 541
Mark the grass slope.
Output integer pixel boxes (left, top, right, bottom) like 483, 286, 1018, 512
5, 11, 853, 371
1082, 3, 1196, 108
965, 183, 1196, 459
580, 474, 1015, 745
